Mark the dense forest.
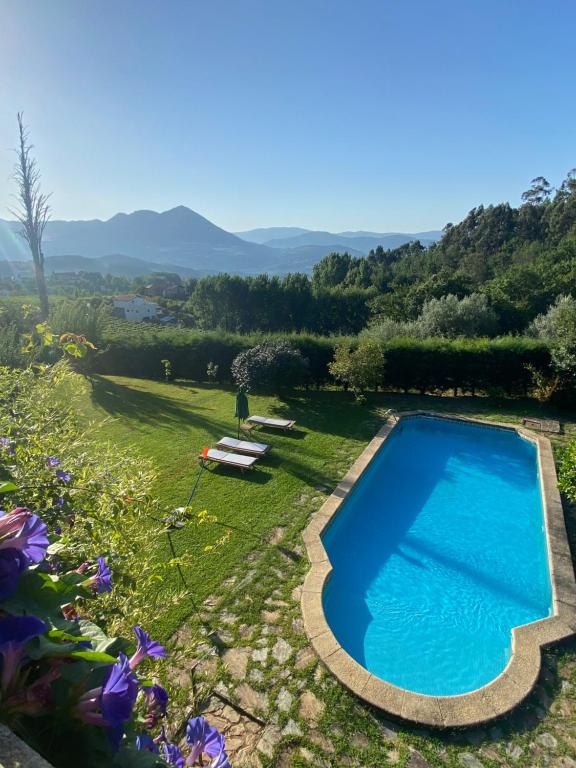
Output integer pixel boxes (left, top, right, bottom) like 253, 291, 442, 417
187, 169, 576, 335
4, 169, 573, 338
1, 171, 576, 402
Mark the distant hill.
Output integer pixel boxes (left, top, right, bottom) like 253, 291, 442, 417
0, 207, 280, 275
238, 227, 442, 253
234, 226, 312, 244
0, 207, 440, 277
0, 253, 201, 280
270, 244, 366, 274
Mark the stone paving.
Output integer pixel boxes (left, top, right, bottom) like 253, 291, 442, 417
170, 424, 576, 768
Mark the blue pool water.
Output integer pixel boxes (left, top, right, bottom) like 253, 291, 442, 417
322, 416, 552, 696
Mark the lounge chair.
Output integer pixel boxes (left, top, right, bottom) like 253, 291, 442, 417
246, 416, 296, 431
200, 448, 258, 472
216, 436, 271, 457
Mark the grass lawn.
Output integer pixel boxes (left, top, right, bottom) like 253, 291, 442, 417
76, 375, 384, 639
70, 376, 576, 767
75, 375, 576, 643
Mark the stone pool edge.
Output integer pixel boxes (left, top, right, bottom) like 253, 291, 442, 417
300, 410, 576, 728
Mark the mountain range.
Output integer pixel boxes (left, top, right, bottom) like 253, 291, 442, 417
0, 207, 441, 278
235, 227, 442, 253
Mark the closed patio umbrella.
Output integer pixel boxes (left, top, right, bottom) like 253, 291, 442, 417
235, 386, 249, 438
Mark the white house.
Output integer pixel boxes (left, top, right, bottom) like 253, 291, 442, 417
113, 294, 160, 322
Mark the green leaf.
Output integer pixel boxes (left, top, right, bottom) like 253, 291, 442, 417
78, 618, 125, 656
114, 746, 167, 768
69, 650, 117, 664
27, 635, 77, 660
2, 570, 86, 619
0, 481, 18, 494
47, 628, 90, 643
63, 342, 87, 358
46, 541, 66, 555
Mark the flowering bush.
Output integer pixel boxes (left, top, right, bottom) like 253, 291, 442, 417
0, 361, 203, 638
0, 360, 233, 766
231, 340, 309, 394
0, 504, 230, 767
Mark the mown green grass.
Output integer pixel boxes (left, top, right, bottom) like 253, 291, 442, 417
75, 375, 576, 641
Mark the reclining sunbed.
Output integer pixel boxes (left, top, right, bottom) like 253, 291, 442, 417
216, 436, 271, 457
200, 448, 258, 472
246, 416, 295, 431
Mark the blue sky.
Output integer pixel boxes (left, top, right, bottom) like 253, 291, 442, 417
0, 0, 575, 232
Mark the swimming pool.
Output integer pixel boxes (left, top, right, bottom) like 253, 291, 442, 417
301, 412, 576, 726
322, 415, 552, 696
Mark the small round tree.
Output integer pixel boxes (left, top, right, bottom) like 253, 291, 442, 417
329, 339, 386, 399
231, 340, 309, 393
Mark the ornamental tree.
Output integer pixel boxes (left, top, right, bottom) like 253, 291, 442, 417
329, 339, 386, 398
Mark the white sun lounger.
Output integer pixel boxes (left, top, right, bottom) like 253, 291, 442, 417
201, 448, 258, 472
247, 416, 295, 431
216, 436, 271, 457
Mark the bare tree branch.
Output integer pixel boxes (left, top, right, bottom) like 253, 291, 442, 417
8, 112, 51, 317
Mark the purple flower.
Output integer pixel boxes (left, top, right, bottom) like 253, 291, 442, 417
0, 510, 48, 566
76, 653, 139, 750
0, 508, 32, 540
3, 663, 60, 716
136, 733, 159, 753
143, 683, 168, 727
0, 548, 27, 600
129, 626, 166, 669
46, 456, 60, 468
101, 654, 139, 726
210, 749, 232, 768
86, 556, 112, 594
55, 470, 72, 483
160, 741, 184, 767
186, 716, 227, 764
0, 437, 15, 456
0, 615, 47, 691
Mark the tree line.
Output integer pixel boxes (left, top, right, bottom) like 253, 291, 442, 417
5, 111, 576, 341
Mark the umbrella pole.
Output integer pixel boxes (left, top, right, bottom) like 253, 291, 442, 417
238, 416, 240, 439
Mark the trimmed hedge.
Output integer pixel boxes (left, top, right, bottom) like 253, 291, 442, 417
93, 323, 347, 387
92, 321, 551, 396
383, 337, 551, 395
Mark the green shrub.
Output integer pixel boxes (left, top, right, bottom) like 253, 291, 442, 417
329, 339, 386, 398
92, 322, 343, 386
92, 319, 551, 398
231, 340, 309, 393
559, 441, 576, 502
363, 336, 550, 395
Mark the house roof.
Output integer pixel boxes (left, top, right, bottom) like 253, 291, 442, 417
113, 294, 156, 303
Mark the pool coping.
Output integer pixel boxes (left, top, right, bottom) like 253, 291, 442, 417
301, 410, 576, 728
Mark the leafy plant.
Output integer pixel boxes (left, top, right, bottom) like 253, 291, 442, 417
0, 505, 231, 768
160, 359, 172, 382
206, 361, 219, 382
0, 361, 234, 766
329, 340, 385, 399
559, 441, 576, 502
231, 340, 309, 393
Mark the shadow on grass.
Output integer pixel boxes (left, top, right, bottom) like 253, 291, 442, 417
90, 375, 234, 435
253, 427, 307, 440
202, 464, 273, 484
